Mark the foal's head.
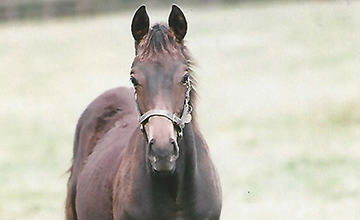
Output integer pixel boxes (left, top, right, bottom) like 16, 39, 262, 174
130, 5, 194, 173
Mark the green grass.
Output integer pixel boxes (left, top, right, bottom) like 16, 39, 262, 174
1, 1, 360, 219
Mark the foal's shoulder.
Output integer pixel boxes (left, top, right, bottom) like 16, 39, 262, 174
73, 86, 136, 158
81, 86, 136, 124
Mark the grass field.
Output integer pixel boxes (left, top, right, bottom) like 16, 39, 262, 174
1, 1, 360, 219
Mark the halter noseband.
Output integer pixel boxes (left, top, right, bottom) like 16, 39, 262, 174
136, 80, 192, 140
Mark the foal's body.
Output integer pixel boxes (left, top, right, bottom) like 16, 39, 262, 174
66, 5, 222, 220
70, 87, 221, 220
66, 87, 137, 220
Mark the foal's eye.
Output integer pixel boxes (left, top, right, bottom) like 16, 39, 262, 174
130, 75, 140, 87
181, 73, 190, 84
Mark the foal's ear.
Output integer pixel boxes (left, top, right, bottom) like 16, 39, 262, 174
168, 4, 187, 42
131, 5, 150, 42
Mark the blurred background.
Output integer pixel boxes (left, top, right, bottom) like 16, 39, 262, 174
1, 0, 360, 219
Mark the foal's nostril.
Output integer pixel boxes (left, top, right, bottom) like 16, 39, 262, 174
148, 139, 155, 151
169, 138, 179, 162
148, 139, 157, 163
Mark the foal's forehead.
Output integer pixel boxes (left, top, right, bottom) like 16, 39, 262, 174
132, 55, 187, 75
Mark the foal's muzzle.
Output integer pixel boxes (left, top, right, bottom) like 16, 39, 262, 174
147, 138, 179, 172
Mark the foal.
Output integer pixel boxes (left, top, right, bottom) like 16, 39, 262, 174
66, 5, 222, 220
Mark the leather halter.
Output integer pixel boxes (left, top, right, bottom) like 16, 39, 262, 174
135, 79, 192, 140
